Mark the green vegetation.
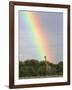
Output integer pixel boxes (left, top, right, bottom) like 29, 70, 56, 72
19, 59, 63, 78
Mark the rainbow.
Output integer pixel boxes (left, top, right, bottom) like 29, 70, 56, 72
20, 11, 51, 62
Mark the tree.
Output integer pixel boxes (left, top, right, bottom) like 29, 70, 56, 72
19, 59, 63, 78
56, 61, 63, 75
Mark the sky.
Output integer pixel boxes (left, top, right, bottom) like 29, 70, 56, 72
18, 10, 63, 64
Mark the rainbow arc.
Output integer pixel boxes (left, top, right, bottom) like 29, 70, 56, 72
20, 11, 51, 62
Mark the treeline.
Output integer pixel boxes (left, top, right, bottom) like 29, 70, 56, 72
19, 59, 63, 78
